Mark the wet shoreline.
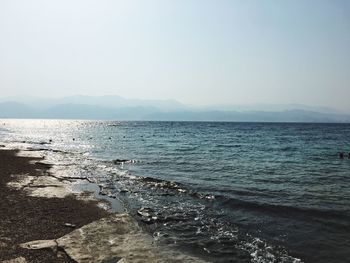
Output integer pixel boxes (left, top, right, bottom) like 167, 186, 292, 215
0, 148, 208, 263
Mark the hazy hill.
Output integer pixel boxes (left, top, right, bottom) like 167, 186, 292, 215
0, 101, 40, 118
1, 95, 187, 112
0, 96, 350, 122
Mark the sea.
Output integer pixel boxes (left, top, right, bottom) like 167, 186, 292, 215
0, 120, 349, 263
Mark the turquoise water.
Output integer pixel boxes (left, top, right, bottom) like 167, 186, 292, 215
1, 120, 350, 263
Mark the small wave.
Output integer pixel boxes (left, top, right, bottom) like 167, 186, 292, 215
177, 146, 200, 152
216, 195, 350, 223
238, 236, 302, 263
279, 146, 298, 152
140, 177, 185, 191
139, 176, 215, 200
26, 147, 70, 154
16, 140, 52, 145
215, 144, 242, 148
112, 159, 138, 165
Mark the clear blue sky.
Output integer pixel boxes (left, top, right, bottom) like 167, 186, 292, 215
0, 0, 349, 111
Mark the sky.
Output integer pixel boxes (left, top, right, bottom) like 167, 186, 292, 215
0, 0, 349, 111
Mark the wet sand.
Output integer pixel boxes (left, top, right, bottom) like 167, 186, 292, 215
0, 150, 109, 262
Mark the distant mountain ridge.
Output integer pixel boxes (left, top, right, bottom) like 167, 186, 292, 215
1, 95, 187, 112
0, 96, 349, 123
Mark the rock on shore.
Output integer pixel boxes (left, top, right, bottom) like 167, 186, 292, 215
21, 214, 208, 263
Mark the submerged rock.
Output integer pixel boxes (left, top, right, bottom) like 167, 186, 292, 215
20, 239, 57, 250
137, 207, 154, 218
113, 159, 133, 165
137, 207, 159, 224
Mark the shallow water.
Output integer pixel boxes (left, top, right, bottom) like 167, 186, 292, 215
1, 120, 350, 263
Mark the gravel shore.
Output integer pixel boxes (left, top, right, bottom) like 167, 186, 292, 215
0, 149, 108, 262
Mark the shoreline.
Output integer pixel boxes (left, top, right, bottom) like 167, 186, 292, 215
0, 148, 208, 263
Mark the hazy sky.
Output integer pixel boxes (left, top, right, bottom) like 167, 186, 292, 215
0, 0, 349, 110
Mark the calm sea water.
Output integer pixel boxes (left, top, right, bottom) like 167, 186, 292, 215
1, 120, 350, 263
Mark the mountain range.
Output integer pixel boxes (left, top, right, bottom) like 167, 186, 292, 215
0, 95, 349, 123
